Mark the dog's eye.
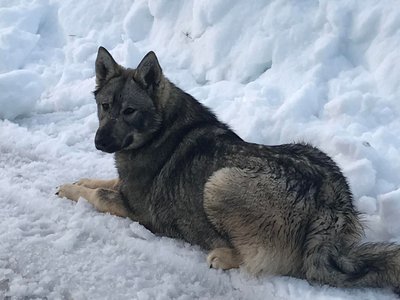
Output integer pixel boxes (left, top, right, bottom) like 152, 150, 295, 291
102, 103, 110, 111
123, 108, 136, 115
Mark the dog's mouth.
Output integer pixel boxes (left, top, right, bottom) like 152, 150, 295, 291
95, 142, 120, 153
94, 131, 122, 153
95, 135, 134, 153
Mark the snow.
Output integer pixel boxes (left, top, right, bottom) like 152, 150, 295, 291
1, 0, 400, 298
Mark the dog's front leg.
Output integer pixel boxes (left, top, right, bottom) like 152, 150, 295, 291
74, 178, 119, 190
56, 184, 129, 218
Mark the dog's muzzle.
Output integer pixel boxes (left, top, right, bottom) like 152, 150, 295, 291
95, 129, 120, 153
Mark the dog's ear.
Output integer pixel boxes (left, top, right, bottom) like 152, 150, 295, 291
95, 47, 120, 87
135, 51, 162, 90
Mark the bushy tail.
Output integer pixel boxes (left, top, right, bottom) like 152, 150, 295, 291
305, 242, 400, 290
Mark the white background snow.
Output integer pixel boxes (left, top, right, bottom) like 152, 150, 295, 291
1, 0, 400, 299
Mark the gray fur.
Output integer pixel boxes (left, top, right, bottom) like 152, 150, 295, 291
58, 47, 400, 294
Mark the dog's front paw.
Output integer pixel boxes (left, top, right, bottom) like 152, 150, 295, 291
56, 184, 82, 201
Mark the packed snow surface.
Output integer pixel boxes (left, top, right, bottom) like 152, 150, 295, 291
1, 0, 400, 299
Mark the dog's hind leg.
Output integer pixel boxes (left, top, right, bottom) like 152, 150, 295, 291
74, 178, 119, 190
56, 184, 129, 218
204, 167, 304, 276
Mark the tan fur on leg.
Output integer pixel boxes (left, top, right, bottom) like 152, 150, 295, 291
57, 184, 129, 218
207, 247, 242, 270
74, 178, 119, 190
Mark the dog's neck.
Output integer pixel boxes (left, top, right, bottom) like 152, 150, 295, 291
114, 79, 228, 182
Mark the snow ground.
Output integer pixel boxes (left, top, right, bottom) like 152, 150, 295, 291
1, 0, 400, 299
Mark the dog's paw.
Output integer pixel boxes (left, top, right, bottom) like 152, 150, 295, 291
56, 184, 82, 201
207, 250, 230, 270
207, 248, 242, 270
207, 253, 224, 270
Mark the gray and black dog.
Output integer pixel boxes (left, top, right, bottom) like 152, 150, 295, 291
58, 47, 400, 293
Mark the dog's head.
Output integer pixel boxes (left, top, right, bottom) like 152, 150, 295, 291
93, 47, 163, 153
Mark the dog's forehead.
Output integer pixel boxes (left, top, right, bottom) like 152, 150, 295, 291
96, 73, 150, 106
120, 75, 150, 105
95, 76, 124, 101
121, 75, 144, 96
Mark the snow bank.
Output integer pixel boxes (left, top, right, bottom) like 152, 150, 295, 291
1, 0, 400, 299
0, 0, 64, 118
0, 70, 43, 119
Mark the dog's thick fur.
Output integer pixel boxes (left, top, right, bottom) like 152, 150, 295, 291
58, 47, 400, 293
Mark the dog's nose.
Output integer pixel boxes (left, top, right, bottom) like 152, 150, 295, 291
95, 137, 118, 153
95, 135, 107, 150
95, 131, 112, 151
95, 126, 121, 153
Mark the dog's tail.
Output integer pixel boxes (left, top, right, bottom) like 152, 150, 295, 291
304, 240, 400, 290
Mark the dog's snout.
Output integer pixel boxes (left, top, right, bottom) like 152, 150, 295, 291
95, 128, 118, 153
94, 133, 107, 149
95, 132, 108, 150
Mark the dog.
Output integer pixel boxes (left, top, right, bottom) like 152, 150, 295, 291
57, 46, 400, 293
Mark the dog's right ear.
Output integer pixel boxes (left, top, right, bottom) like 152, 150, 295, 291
135, 51, 162, 90
95, 47, 120, 87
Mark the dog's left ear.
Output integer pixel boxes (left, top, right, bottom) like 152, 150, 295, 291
135, 51, 162, 90
95, 47, 120, 87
